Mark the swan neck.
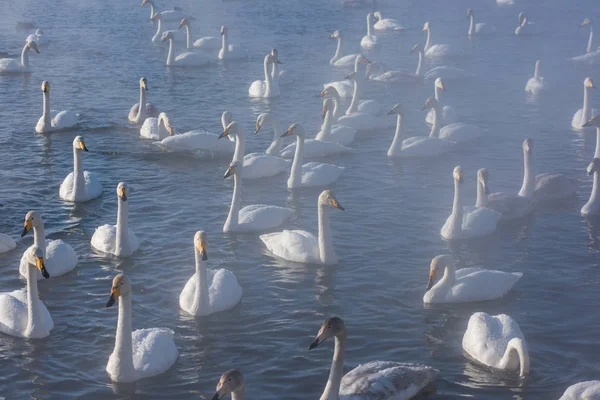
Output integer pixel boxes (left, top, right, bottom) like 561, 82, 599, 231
114, 294, 135, 377
534, 62, 540, 79
319, 334, 346, 400
366, 15, 373, 37
32, 223, 46, 257
434, 84, 441, 101
331, 36, 342, 64
25, 263, 42, 337
225, 170, 241, 231
387, 114, 402, 156
115, 197, 129, 256
346, 78, 361, 114
500, 338, 530, 377
231, 389, 246, 400
166, 38, 174, 66
21, 42, 30, 68
73, 148, 84, 199
587, 26, 593, 53
424, 28, 432, 52
288, 135, 304, 188
271, 59, 279, 80
468, 14, 475, 36
149, 2, 155, 18
429, 104, 441, 137
415, 51, 423, 76
263, 56, 272, 97
475, 180, 488, 208
136, 85, 147, 121
192, 248, 210, 315
583, 84, 592, 125
331, 91, 342, 121
232, 131, 246, 164
519, 149, 535, 198
446, 179, 464, 238
318, 201, 336, 264
154, 18, 162, 41
317, 107, 334, 141
589, 170, 600, 206
221, 30, 229, 54
185, 24, 191, 49
42, 91, 51, 125
265, 119, 283, 154
595, 127, 600, 159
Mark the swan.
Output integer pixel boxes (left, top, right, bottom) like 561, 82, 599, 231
179, 231, 242, 316
386, 104, 405, 157
59, 136, 102, 202
19, 211, 78, 281
150, 13, 165, 45
422, 22, 460, 58
319, 86, 345, 121
260, 190, 344, 265
559, 381, 600, 400
35, 81, 79, 133
462, 312, 530, 377
572, 18, 600, 64
91, 182, 140, 257
0, 246, 52, 338
515, 12, 529, 35
329, 30, 361, 69
218, 26, 247, 61
467, 8, 495, 36
440, 122, 482, 143
527, 140, 576, 203
441, 166, 501, 240
141, 112, 173, 140
212, 370, 246, 400
105, 273, 178, 383
423, 254, 523, 304
424, 66, 468, 81
271, 49, 293, 86
178, 18, 219, 51
0, 40, 39, 73
581, 158, 600, 216
425, 77, 457, 125
26, 29, 48, 46
497, 0, 515, 5
128, 77, 159, 124
373, 11, 405, 32
255, 113, 286, 155
370, 44, 423, 84
343, 68, 385, 117
360, 13, 380, 49
249, 53, 282, 98
141, 0, 189, 21
162, 31, 213, 67
279, 133, 351, 159
572, 77, 597, 129
316, 97, 356, 146
583, 115, 600, 158
0, 232, 16, 254
308, 317, 438, 399
281, 123, 345, 189
525, 60, 545, 94
486, 138, 535, 220
324, 54, 370, 98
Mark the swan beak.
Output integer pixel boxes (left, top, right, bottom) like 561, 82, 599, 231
387, 109, 395, 115
35, 255, 50, 279
106, 286, 121, 308
80, 141, 89, 151
330, 197, 344, 210
212, 388, 226, 400
362, 57, 372, 64
280, 127, 293, 138
21, 220, 32, 237
583, 119, 593, 127
254, 123, 261, 135
196, 239, 208, 260
218, 128, 230, 140
343, 73, 353, 80
273, 57, 283, 64
308, 335, 323, 350
329, 33, 335, 38
420, 104, 428, 111
223, 166, 235, 179
316, 89, 327, 98
426, 271, 436, 290
118, 187, 127, 202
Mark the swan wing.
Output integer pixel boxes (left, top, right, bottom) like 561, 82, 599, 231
358, 100, 383, 116
131, 327, 178, 379
0, 289, 53, 338
360, 35, 379, 49
0, 233, 17, 253
249, 80, 266, 97
371, 70, 418, 84
174, 52, 212, 66
140, 117, 159, 139
450, 269, 523, 302
91, 225, 139, 256
301, 162, 344, 187
525, 77, 545, 93
128, 103, 140, 121
193, 36, 220, 50
155, 130, 233, 154
0, 58, 23, 72
260, 230, 321, 264
280, 139, 351, 159
487, 192, 533, 220
454, 267, 486, 279
461, 206, 500, 238
59, 171, 103, 202
317, 125, 356, 146
534, 173, 576, 202
238, 204, 293, 232
336, 113, 393, 131
208, 268, 243, 313
400, 137, 455, 157
374, 19, 405, 31
571, 50, 600, 64
51, 110, 79, 130
242, 153, 291, 179
559, 381, 600, 400
20, 239, 78, 280
333, 54, 360, 68
439, 123, 482, 143
323, 81, 354, 98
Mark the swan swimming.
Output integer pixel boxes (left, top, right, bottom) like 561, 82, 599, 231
572, 77, 596, 130
525, 60, 545, 94
218, 26, 247, 61
343, 67, 385, 117
281, 123, 345, 189
515, 12, 529, 35
178, 17, 219, 51
91, 182, 140, 257
0, 40, 39, 73
271, 49, 292, 86
467, 8, 495, 36
425, 77, 457, 125
260, 190, 344, 265
249, 53, 282, 98
324, 54, 370, 98
0, 246, 52, 338
162, 31, 213, 67
462, 312, 530, 377
179, 231, 242, 316
20, 211, 78, 281
150, 13, 166, 45
386, 104, 405, 157
59, 136, 102, 202
422, 21, 460, 58
105, 274, 178, 383
141, 112, 173, 140
35, 81, 79, 133
329, 30, 361, 69
526, 138, 576, 202
423, 255, 523, 304
212, 370, 246, 400
128, 77, 159, 124
373, 11, 405, 32
559, 381, 600, 400
141, 0, 189, 21
308, 317, 438, 399
369, 44, 424, 84
571, 18, 600, 64
360, 13, 380, 49
316, 97, 357, 146
583, 115, 600, 159
580, 158, 600, 216
424, 65, 468, 82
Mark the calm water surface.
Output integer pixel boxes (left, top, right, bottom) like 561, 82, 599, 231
0, 0, 599, 398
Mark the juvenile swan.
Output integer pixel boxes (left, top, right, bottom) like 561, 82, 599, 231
59, 136, 103, 202
212, 369, 245, 400
35, 81, 79, 133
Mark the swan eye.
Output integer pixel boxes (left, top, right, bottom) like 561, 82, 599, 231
328, 325, 332, 329
228, 378, 232, 382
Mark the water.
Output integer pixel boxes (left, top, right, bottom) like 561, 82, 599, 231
0, 0, 599, 398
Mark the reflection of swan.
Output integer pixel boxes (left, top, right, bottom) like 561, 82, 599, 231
572, 77, 597, 129
91, 183, 140, 257
316, 97, 356, 145
281, 123, 344, 189
162, 31, 213, 66
426, 78, 456, 125
0, 40, 39, 73
260, 190, 344, 265
178, 18, 219, 51
422, 21, 460, 58
0, 246, 53, 338
128, 77, 159, 124
271, 49, 292, 86
179, 231, 242, 316
35, 81, 79, 133
141, 112, 172, 140
581, 158, 600, 216
20, 211, 78, 280
218, 26, 247, 61
59, 136, 102, 202
105, 273, 178, 383
373, 11, 405, 32
308, 317, 438, 398
462, 312, 530, 377
329, 30, 361, 68
572, 18, 600, 63
360, 13, 380, 49
324, 55, 369, 98
467, 8, 495, 36
559, 381, 600, 400
213, 370, 246, 400
370, 44, 423, 84
423, 255, 523, 304
141, 0, 188, 21
525, 60, 545, 94
441, 166, 500, 240
249, 53, 281, 98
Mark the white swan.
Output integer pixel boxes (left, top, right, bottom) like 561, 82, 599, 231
515, 12, 529, 35
19, 211, 78, 281
343, 68, 385, 117
528, 139, 576, 202
486, 139, 535, 220
329, 30, 361, 69
279, 133, 351, 160
319, 86, 345, 121
249, 53, 281, 98
179, 18, 219, 51
26, 29, 48, 46
162, 31, 213, 67
150, 13, 166, 45
583, 115, 600, 158
0, 246, 52, 338
360, 13, 380, 49
423, 255, 523, 304
316, 98, 356, 146
440, 122, 482, 143
0, 231, 16, 253
141, 112, 172, 140
462, 312, 530, 377
373, 11, 405, 32
281, 123, 344, 189
0, 40, 39, 73
386, 104, 404, 157
179, 231, 242, 316
370, 44, 423, 84
572, 77, 597, 129
324, 55, 369, 98
572, 18, 600, 64
308, 317, 438, 399
105, 273, 178, 383
560, 381, 600, 400
422, 22, 461, 58
496, 0, 515, 5
212, 370, 246, 400
128, 77, 159, 124
426, 77, 457, 125
35, 81, 79, 133
59, 136, 102, 202
260, 190, 344, 265
271, 49, 292, 86
441, 166, 501, 240
467, 8, 495, 36
525, 60, 545, 94
581, 158, 600, 216
218, 26, 247, 61
255, 113, 285, 155
141, 0, 189, 21
91, 182, 140, 257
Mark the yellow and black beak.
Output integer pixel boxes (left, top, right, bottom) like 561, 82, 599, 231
254, 123, 262, 135
280, 127, 293, 138
223, 165, 235, 179
426, 271, 436, 291
583, 119, 593, 127
212, 388, 226, 400
387, 108, 395, 115
218, 127, 230, 140
330, 197, 344, 211
21, 219, 33, 237
308, 331, 327, 350
197, 240, 208, 261
118, 187, 127, 202
315, 89, 327, 99
420, 103, 428, 111
79, 141, 89, 152
35, 255, 50, 279
106, 286, 121, 308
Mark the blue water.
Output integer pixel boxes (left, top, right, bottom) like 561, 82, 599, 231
0, 0, 599, 398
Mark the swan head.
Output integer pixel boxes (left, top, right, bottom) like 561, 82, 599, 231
117, 182, 129, 202
387, 103, 403, 116
41, 80, 50, 93
421, 96, 439, 110
270, 48, 278, 58
161, 30, 174, 42
584, 77, 595, 88
523, 138, 533, 153
409, 44, 423, 54
319, 190, 345, 210
583, 115, 600, 128
106, 274, 131, 308
322, 97, 334, 120
194, 231, 208, 261
343, 71, 357, 81
21, 210, 41, 237
141, 0, 153, 7
518, 12, 527, 25
35, 29, 44, 35
32, 246, 50, 279
367, 12, 374, 24
453, 166, 463, 184
281, 123, 305, 138
220, 25, 227, 36
329, 30, 341, 39
178, 17, 190, 29
466, 8, 473, 18
223, 160, 239, 179
318, 86, 340, 99
26, 40, 40, 54
581, 18, 592, 27
426, 254, 455, 290
219, 120, 241, 140
422, 21, 431, 32
269, 53, 282, 64
373, 11, 383, 21
150, 12, 161, 22
308, 317, 345, 350
254, 113, 271, 135
477, 168, 490, 194
73, 136, 88, 152
435, 77, 446, 91
213, 369, 244, 400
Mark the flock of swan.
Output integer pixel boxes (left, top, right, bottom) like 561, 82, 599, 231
0, 1, 599, 399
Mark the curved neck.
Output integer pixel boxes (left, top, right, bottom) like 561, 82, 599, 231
73, 148, 85, 198
330, 91, 342, 121
318, 202, 336, 264
387, 114, 402, 156
288, 135, 304, 188
424, 28, 432, 52
499, 338, 530, 377
225, 170, 242, 231
319, 334, 346, 400
265, 119, 283, 154
25, 263, 42, 337
518, 149, 535, 197
475, 180, 488, 208
21, 43, 30, 68
429, 104, 441, 137
166, 38, 175, 66
42, 92, 51, 125
317, 107, 334, 141
232, 131, 246, 163
447, 179, 464, 237
271, 59, 279, 80
331, 36, 342, 64
32, 223, 46, 257
191, 248, 210, 315
263, 58, 273, 97
366, 16, 373, 37
154, 18, 162, 40
346, 78, 361, 114
415, 51, 423, 76
587, 26, 594, 53
221, 31, 229, 54
468, 14, 475, 36
136, 86, 147, 121
184, 24, 191, 49
148, 2, 155, 18
588, 170, 600, 207
434, 84, 442, 102
520, 17, 527, 28
595, 127, 600, 159
582, 84, 592, 125
114, 294, 135, 378
430, 264, 457, 296
115, 198, 129, 256
533, 62, 540, 79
